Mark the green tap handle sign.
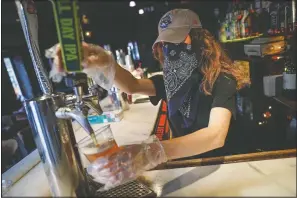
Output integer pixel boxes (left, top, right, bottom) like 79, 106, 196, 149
51, 0, 82, 72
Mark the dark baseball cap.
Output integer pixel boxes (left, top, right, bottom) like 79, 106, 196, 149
152, 9, 202, 49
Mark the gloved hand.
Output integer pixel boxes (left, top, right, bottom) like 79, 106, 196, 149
50, 42, 116, 90
45, 44, 66, 83
87, 135, 167, 191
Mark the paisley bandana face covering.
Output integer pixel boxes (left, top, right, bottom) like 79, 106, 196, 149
162, 42, 203, 128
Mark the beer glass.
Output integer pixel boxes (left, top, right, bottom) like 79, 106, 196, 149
77, 125, 121, 163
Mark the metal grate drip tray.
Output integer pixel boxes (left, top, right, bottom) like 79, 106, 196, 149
86, 171, 156, 197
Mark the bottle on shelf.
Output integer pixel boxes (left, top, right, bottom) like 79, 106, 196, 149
285, 1, 294, 34
258, 1, 271, 36
249, 3, 260, 36
279, 3, 287, 34
241, 3, 249, 38
225, 2, 233, 40
282, 55, 296, 100
244, 3, 253, 37
220, 20, 227, 42
236, 2, 244, 38
115, 50, 125, 66
268, 2, 280, 35
232, 1, 240, 39
231, 3, 238, 40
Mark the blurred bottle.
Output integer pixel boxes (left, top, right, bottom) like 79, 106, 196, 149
220, 21, 227, 42
249, 3, 259, 36
128, 42, 136, 61
110, 86, 122, 110
231, 1, 239, 39
225, 2, 232, 40
258, 1, 270, 35
119, 49, 126, 65
282, 55, 296, 100
125, 54, 135, 72
115, 50, 125, 66
240, 3, 249, 38
236, 2, 243, 38
133, 42, 140, 61
268, 2, 280, 35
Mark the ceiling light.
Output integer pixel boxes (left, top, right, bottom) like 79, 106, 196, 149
85, 31, 91, 37
129, 1, 136, 7
258, 122, 262, 125
139, 9, 144, 15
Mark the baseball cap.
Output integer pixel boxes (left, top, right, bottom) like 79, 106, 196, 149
152, 9, 202, 49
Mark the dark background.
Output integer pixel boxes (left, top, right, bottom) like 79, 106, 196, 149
1, 0, 227, 115
2, 0, 227, 49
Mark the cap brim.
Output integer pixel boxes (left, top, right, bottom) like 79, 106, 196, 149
152, 27, 191, 49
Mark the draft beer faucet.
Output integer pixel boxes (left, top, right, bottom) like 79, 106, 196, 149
56, 73, 104, 136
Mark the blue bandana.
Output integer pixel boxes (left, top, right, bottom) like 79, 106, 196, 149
162, 42, 203, 128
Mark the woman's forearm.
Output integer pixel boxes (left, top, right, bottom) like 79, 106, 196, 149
114, 63, 156, 96
161, 127, 225, 160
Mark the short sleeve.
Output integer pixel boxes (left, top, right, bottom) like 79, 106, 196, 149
149, 75, 167, 105
211, 73, 237, 118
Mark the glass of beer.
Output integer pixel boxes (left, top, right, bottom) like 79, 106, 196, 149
77, 124, 121, 163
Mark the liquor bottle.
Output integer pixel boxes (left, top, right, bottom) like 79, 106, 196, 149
258, 3, 271, 35
230, 12, 237, 40
233, 1, 241, 39
282, 55, 296, 100
268, 3, 280, 35
220, 21, 227, 42
231, 1, 238, 39
225, 2, 233, 40
237, 2, 244, 38
244, 4, 252, 37
241, 3, 249, 38
254, 0, 262, 13
285, 2, 293, 34
279, 3, 287, 34
116, 50, 125, 66
249, 3, 258, 36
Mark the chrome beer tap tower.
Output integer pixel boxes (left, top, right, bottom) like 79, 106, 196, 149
14, 0, 104, 196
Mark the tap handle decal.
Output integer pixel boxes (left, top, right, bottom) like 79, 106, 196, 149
51, 0, 83, 72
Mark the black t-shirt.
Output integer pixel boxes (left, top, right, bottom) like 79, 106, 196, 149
149, 73, 237, 138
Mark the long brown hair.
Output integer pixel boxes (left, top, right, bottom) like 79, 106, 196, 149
153, 28, 250, 95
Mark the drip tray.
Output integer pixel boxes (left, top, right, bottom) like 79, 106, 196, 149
86, 171, 157, 197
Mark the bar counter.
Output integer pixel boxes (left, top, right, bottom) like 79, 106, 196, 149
3, 100, 296, 197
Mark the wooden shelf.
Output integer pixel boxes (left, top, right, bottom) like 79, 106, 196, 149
221, 34, 263, 43
273, 96, 297, 111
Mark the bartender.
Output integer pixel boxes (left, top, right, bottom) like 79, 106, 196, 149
54, 9, 249, 190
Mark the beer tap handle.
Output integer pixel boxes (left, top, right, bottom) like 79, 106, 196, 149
83, 99, 103, 115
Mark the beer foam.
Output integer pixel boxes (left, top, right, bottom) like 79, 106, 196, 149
80, 142, 112, 155
80, 147, 101, 155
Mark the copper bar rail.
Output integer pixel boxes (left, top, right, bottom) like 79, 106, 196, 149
154, 149, 296, 170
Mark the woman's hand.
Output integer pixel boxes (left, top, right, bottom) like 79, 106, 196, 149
54, 42, 114, 72
87, 135, 167, 191
53, 42, 116, 90
50, 42, 156, 95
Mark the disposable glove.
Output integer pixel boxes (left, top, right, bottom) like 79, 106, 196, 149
87, 135, 167, 191
48, 42, 116, 90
